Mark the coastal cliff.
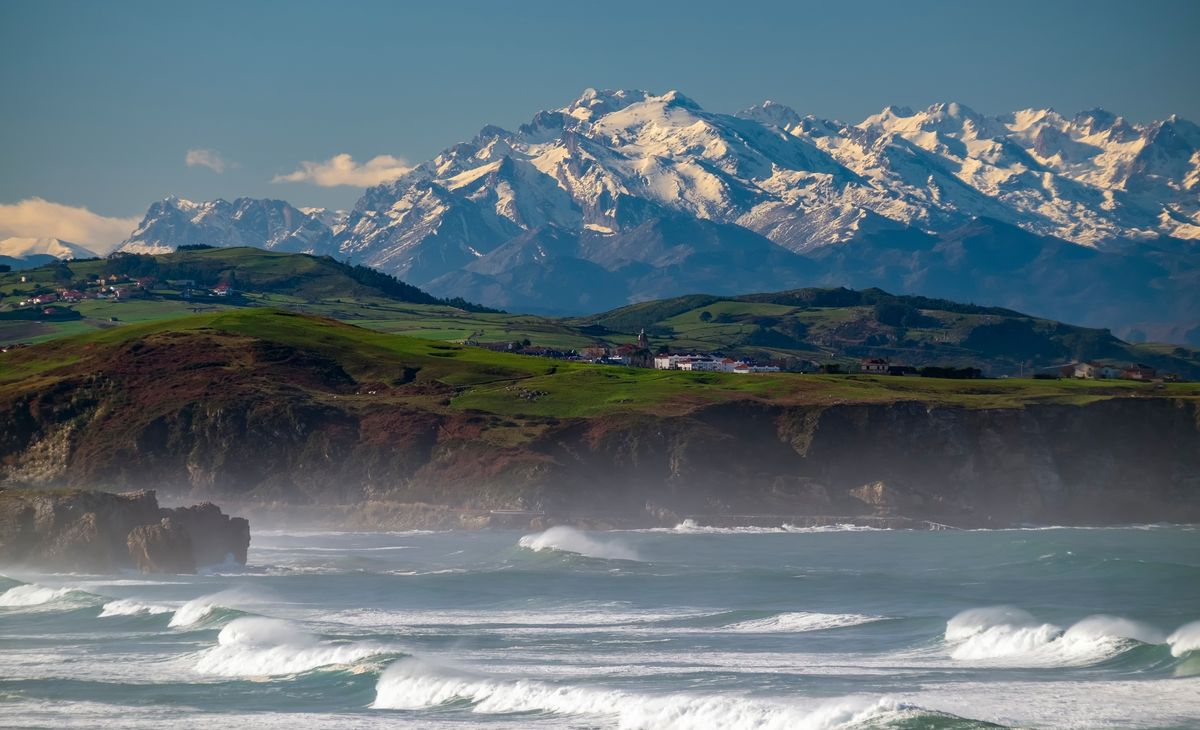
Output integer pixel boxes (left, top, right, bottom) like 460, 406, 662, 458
0, 488, 249, 572
1, 310, 1197, 529
1, 395, 1196, 529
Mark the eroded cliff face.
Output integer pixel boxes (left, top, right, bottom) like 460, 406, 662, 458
1, 384, 1197, 527
0, 488, 250, 573
539, 399, 1200, 526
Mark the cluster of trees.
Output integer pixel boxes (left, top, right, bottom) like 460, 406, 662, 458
872, 301, 938, 329
745, 287, 1019, 318
816, 363, 981, 378
917, 366, 983, 379
103, 253, 172, 279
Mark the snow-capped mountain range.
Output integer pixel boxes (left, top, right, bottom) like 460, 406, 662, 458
116, 89, 1200, 342
120, 197, 345, 255
0, 237, 99, 269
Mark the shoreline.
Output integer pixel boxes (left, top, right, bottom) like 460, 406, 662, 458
215, 498, 1188, 534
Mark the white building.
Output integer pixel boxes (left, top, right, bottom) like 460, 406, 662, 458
1073, 362, 1122, 379
655, 353, 779, 374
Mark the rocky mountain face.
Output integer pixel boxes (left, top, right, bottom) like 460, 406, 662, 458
117, 90, 1200, 339
0, 489, 249, 573
120, 197, 344, 256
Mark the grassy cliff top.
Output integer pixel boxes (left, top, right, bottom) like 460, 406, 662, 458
2, 309, 1195, 419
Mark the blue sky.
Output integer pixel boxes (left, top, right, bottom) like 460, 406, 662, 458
1, 0, 1198, 248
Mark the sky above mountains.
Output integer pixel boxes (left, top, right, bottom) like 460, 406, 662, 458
1, 0, 1198, 247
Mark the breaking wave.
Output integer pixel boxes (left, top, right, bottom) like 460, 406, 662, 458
945, 607, 1170, 665
724, 612, 883, 633
194, 617, 399, 677
372, 659, 944, 728
1168, 621, 1200, 657
643, 519, 887, 534
0, 583, 90, 609
518, 526, 639, 561
170, 596, 225, 627
99, 598, 174, 617
168, 591, 254, 628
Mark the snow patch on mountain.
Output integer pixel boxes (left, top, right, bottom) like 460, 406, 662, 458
0, 237, 99, 260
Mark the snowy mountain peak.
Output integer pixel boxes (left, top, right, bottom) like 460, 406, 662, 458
120, 196, 340, 256
562, 88, 651, 121
0, 236, 99, 261
737, 100, 802, 131
110, 88, 1200, 329
656, 89, 702, 110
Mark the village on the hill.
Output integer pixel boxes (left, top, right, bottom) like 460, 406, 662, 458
0, 264, 1187, 382
468, 329, 1176, 382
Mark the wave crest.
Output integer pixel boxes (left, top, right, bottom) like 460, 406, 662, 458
195, 617, 396, 677
169, 596, 223, 627
373, 659, 929, 728
725, 612, 882, 633
647, 519, 885, 534
1168, 620, 1200, 657
518, 526, 639, 561
946, 607, 1167, 665
99, 598, 174, 617
0, 583, 87, 608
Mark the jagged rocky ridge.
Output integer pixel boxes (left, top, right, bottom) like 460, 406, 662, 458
0, 488, 249, 573
117, 90, 1200, 341
120, 197, 345, 256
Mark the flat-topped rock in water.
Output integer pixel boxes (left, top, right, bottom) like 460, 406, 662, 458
0, 488, 250, 573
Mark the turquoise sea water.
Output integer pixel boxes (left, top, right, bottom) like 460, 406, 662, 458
2, 524, 1199, 728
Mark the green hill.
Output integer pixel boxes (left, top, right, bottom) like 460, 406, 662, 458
2, 249, 1197, 379
576, 288, 1200, 379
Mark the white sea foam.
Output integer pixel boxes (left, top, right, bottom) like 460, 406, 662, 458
197, 553, 246, 575
725, 612, 882, 633
169, 596, 222, 627
945, 607, 1166, 665
373, 659, 923, 729
194, 617, 395, 677
518, 526, 639, 561
99, 599, 174, 617
0, 584, 83, 608
639, 519, 886, 534
1168, 620, 1200, 657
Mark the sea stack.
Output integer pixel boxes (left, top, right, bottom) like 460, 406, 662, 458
0, 488, 250, 573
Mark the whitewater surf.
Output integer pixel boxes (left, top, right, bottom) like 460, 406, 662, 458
1, 525, 1198, 728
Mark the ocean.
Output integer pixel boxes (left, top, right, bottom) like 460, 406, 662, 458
1, 524, 1198, 728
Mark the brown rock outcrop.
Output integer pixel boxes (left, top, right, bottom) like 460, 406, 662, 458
127, 518, 195, 573
163, 503, 250, 566
0, 488, 250, 573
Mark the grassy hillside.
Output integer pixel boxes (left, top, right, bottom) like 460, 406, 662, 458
0, 247, 605, 349
3, 309, 1196, 420
3, 250, 1197, 379
576, 288, 1200, 378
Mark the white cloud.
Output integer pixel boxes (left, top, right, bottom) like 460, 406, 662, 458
185, 148, 229, 173
273, 153, 412, 187
0, 198, 140, 254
